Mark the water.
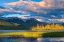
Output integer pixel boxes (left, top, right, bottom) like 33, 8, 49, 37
0, 30, 64, 42
0, 30, 64, 32
0, 37, 64, 42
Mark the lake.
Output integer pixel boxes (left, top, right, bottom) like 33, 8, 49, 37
0, 30, 64, 42
0, 30, 64, 32
0, 37, 64, 42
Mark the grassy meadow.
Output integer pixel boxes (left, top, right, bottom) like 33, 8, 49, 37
0, 32, 64, 38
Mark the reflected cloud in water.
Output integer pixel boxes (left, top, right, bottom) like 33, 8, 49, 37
0, 37, 64, 42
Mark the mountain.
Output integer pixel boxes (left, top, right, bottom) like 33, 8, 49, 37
0, 19, 20, 26
0, 17, 47, 27
0, 19, 13, 26
0, 17, 63, 27
62, 23, 64, 26
25, 18, 47, 27
0, 17, 64, 30
0, 19, 28, 30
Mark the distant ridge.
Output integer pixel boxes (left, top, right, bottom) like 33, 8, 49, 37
0, 17, 63, 27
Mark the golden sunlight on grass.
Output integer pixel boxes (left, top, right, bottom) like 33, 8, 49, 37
0, 32, 46, 38
31, 23, 64, 30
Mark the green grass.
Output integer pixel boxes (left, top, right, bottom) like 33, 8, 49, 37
43, 32, 64, 37
0, 32, 64, 38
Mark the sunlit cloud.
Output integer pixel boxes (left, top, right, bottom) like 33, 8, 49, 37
6, 0, 64, 8
4, 0, 64, 15
0, 0, 64, 23
49, 19, 64, 22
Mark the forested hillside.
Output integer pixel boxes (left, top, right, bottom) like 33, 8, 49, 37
0, 20, 29, 30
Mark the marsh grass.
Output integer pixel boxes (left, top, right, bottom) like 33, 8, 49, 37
0, 32, 64, 38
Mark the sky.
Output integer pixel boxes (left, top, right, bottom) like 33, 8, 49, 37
0, 0, 64, 23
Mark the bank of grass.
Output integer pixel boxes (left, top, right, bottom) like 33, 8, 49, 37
43, 32, 64, 37
0, 32, 64, 38
0, 32, 45, 38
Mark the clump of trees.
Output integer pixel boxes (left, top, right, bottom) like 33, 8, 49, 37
31, 23, 64, 30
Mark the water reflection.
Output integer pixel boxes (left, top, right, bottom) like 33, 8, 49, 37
37, 38, 42, 42
0, 37, 64, 42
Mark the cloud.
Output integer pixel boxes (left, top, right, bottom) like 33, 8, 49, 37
0, 7, 29, 14
0, 0, 64, 23
0, 8, 14, 13
6, 0, 64, 8
5, 0, 64, 14
49, 19, 64, 22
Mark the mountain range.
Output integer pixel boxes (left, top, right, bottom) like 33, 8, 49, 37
0, 17, 64, 30
0, 17, 64, 27
0, 17, 48, 27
